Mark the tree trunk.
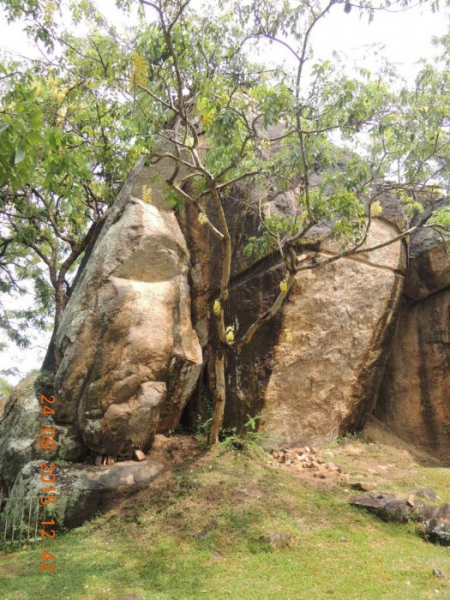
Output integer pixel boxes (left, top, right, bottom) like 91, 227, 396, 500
52, 283, 68, 368
208, 349, 226, 445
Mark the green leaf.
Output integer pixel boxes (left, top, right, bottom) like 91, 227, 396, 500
14, 147, 26, 165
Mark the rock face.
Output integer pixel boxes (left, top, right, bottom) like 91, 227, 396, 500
350, 491, 450, 545
259, 221, 406, 447
0, 375, 85, 488
404, 228, 450, 301
5, 458, 163, 529
376, 229, 450, 461
0, 376, 42, 489
54, 159, 202, 457
181, 179, 407, 446
377, 293, 450, 460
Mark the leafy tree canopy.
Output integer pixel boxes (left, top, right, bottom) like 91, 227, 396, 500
0, 4, 152, 346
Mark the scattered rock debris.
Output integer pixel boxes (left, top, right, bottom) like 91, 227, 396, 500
269, 446, 346, 480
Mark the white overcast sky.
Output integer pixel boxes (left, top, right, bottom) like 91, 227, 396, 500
0, 0, 449, 384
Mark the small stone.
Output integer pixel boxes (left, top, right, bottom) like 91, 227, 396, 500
133, 449, 146, 462
325, 462, 340, 471
416, 488, 440, 502
433, 569, 445, 579
305, 446, 311, 453
406, 494, 415, 507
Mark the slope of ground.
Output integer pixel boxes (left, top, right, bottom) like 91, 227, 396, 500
0, 424, 449, 600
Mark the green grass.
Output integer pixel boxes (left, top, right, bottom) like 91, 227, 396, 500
0, 445, 449, 600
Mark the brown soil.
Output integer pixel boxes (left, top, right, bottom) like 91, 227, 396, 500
147, 434, 201, 468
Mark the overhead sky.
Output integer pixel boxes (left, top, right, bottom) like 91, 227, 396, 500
0, 0, 449, 383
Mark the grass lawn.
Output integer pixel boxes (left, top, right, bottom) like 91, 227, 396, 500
1, 432, 449, 600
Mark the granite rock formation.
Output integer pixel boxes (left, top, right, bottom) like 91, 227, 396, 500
261, 221, 406, 447
376, 227, 450, 461
53, 159, 203, 458
6, 458, 164, 529
182, 188, 407, 447
0, 375, 85, 488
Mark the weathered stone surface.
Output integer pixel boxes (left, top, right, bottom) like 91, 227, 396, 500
54, 160, 202, 457
423, 513, 450, 545
375, 204, 450, 461
0, 376, 41, 489
376, 289, 450, 462
404, 228, 450, 301
176, 144, 409, 444
6, 458, 164, 529
350, 492, 398, 511
259, 221, 406, 447
0, 375, 86, 487
351, 492, 450, 545
182, 188, 406, 445
415, 487, 440, 502
350, 492, 423, 523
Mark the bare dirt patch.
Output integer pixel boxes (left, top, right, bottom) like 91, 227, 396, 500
147, 433, 201, 468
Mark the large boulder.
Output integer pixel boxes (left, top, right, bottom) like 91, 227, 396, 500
180, 177, 407, 446
3, 458, 163, 530
259, 220, 406, 446
54, 159, 203, 457
404, 228, 450, 301
376, 291, 450, 461
0, 376, 42, 489
350, 491, 450, 545
0, 375, 86, 488
376, 224, 450, 461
